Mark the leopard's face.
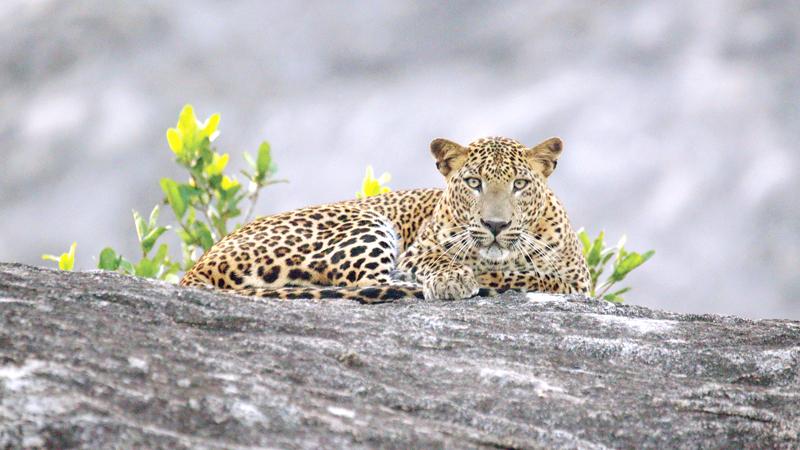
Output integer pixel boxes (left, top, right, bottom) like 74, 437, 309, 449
431, 136, 563, 263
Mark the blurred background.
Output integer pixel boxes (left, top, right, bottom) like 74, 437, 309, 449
1, 0, 798, 318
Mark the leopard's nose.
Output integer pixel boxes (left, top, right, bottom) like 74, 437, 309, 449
481, 219, 510, 236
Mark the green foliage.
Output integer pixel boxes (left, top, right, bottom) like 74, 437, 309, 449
44, 104, 282, 281
578, 229, 655, 303
42, 242, 77, 271
158, 105, 283, 271
356, 166, 391, 199
96, 206, 182, 282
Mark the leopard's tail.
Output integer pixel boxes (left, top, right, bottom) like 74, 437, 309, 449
223, 284, 506, 304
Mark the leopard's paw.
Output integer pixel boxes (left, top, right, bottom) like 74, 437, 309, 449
422, 268, 480, 300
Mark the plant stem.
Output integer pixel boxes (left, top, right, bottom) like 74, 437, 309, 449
243, 190, 260, 224
243, 179, 287, 224
596, 280, 615, 298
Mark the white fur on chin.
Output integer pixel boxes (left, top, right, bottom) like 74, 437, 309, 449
479, 244, 510, 262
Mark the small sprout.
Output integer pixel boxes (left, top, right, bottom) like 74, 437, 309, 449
42, 242, 77, 271
256, 141, 273, 181
98, 247, 122, 271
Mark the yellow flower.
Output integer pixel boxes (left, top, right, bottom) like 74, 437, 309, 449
204, 152, 229, 176
166, 128, 183, 154
356, 166, 391, 199
201, 113, 221, 141
42, 242, 77, 271
221, 175, 240, 191
166, 105, 221, 156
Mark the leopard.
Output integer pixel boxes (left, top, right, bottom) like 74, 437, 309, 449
180, 136, 590, 303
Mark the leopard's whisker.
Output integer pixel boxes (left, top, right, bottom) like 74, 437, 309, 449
519, 233, 563, 281
512, 240, 547, 281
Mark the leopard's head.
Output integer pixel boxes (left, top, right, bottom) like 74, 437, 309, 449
431, 136, 563, 263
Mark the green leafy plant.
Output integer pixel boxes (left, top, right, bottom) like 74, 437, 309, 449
356, 165, 391, 199
157, 105, 283, 271
578, 229, 654, 303
43, 104, 282, 281
42, 242, 77, 271
96, 206, 182, 282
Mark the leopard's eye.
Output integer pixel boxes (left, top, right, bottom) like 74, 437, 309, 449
464, 177, 482, 191
513, 179, 530, 191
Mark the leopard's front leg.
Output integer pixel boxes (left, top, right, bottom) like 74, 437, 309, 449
476, 270, 584, 295
396, 240, 480, 301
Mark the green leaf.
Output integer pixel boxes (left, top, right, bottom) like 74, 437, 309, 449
148, 205, 160, 230
616, 245, 628, 264
611, 251, 651, 282
193, 222, 215, 250
135, 258, 157, 278
601, 251, 615, 266
181, 241, 197, 270
603, 294, 625, 303
243, 151, 256, 170
256, 141, 271, 178
163, 273, 180, 284
141, 226, 169, 255
577, 229, 591, 256
609, 287, 632, 297
196, 137, 214, 167
160, 178, 187, 219
98, 247, 121, 271
589, 275, 600, 297
133, 209, 147, 242
152, 243, 170, 266
621, 252, 646, 273
586, 231, 605, 267
160, 260, 182, 282
211, 213, 228, 238
616, 234, 628, 250
185, 204, 197, 225
180, 185, 201, 208
118, 259, 135, 275
176, 228, 192, 245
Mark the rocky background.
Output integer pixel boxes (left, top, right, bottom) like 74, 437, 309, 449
1, 0, 799, 318
1, 263, 799, 448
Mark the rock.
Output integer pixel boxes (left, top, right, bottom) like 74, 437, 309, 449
0, 262, 798, 448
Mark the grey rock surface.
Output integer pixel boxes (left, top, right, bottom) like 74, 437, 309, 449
1, 262, 799, 448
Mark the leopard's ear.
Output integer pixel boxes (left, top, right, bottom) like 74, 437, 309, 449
525, 137, 563, 177
430, 138, 468, 177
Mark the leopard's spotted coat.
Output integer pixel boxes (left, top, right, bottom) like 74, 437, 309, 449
181, 136, 590, 303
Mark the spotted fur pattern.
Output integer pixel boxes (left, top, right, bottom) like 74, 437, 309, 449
181, 136, 590, 302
